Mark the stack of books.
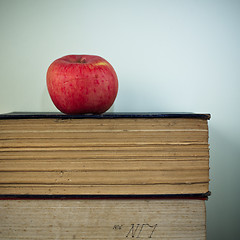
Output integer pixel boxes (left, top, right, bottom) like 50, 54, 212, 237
0, 112, 210, 239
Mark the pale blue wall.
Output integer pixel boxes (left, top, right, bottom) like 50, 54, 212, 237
1, 0, 240, 239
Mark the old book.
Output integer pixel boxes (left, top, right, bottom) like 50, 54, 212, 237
0, 197, 207, 239
0, 112, 210, 195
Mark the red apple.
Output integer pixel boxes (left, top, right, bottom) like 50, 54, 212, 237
46, 55, 118, 114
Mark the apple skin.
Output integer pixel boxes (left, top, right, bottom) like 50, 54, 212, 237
46, 55, 118, 114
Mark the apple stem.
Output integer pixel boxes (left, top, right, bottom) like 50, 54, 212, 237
80, 58, 86, 63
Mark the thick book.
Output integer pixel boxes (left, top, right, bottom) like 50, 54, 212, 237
0, 112, 210, 195
0, 197, 206, 239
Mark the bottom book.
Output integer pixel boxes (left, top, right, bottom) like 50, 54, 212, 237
0, 198, 206, 240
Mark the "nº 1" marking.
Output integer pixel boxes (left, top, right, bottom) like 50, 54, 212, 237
125, 223, 158, 238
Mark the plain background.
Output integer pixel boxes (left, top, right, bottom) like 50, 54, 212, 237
0, 0, 239, 239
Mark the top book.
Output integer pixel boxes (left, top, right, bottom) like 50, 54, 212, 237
0, 112, 210, 196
